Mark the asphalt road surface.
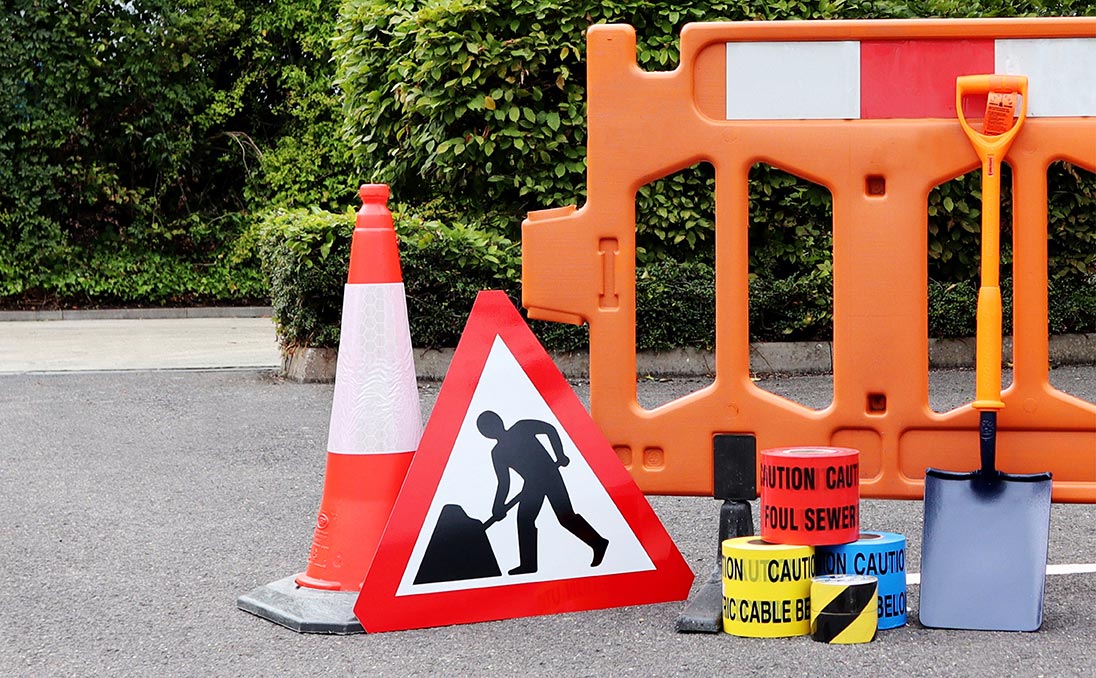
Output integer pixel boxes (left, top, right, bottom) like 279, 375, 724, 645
2, 368, 1094, 677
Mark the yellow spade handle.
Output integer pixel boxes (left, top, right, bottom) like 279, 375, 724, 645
955, 75, 1029, 412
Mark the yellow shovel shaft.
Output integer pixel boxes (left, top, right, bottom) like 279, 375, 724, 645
956, 75, 1028, 412
974, 156, 1003, 411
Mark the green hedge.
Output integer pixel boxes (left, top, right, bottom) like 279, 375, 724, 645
0, 0, 352, 307
258, 208, 1095, 350
4, 0, 1093, 346
257, 206, 588, 349
333, 0, 1095, 346
335, 0, 1096, 279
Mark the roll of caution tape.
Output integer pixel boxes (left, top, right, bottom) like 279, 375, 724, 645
759, 447, 860, 545
810, 574, 878, 644
721, 537, 814, 638
815, 531, 907, 629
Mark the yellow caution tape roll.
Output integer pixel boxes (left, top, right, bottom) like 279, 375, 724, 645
810, 574, 878, 644
722, 537, 814, 638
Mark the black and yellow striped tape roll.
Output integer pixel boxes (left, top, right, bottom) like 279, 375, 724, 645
722, 537, 814, 638
810, 574, 878, 644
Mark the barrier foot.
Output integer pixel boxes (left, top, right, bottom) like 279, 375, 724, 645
237, 576, 364, 635
676, 499, 754, 634
676, 568, 723, 632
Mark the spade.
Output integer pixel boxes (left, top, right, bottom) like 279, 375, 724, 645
919, 75, 1052, 632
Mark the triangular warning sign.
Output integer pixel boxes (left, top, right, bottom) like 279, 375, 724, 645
356, 291, 693, 632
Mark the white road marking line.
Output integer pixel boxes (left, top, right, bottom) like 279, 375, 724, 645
906, 563, 1096, 586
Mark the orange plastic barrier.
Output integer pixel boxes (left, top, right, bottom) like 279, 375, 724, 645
522, 19, 1096, 502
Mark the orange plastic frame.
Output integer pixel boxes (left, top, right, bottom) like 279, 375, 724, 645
521, 19, 1096, 502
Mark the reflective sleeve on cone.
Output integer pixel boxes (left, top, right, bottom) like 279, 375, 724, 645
722, 537, 814, 638
327, 283, 422, 455
815, 531, 907, 628
810, 574, 878, 644
759, 447, 860, 545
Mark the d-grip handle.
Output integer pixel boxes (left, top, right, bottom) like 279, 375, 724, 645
956, 74, 1029, 159
956, 74, 1028, 97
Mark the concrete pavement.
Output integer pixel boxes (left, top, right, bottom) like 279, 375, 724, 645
4, 311, 1094, 380
0, 316, 283, 373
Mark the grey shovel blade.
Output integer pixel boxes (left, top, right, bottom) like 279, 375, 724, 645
919, 469, 1052, 631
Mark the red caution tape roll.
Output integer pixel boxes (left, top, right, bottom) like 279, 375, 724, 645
760, 447, 860, 545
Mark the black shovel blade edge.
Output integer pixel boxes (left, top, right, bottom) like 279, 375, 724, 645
925, 468, 1052, 483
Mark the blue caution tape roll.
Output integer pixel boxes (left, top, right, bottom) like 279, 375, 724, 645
814, 531, 907, 629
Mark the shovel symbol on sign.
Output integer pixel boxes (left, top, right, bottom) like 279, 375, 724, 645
413, 496, 520, 585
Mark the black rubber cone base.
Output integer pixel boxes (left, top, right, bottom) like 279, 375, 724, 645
237, 575, 364, 634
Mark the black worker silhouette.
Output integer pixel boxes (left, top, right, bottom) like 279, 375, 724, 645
476, 410, 609, 576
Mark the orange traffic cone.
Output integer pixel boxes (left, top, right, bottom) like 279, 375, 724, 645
238, 184, 421, 633
296, 184, 422, 592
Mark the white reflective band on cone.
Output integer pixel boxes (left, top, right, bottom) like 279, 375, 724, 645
327, 283, 422, 455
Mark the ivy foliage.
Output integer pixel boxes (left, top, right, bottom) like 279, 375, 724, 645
0, 0, 352, 306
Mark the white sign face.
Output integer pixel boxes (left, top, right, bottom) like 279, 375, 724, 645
396, 336, 655, 596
